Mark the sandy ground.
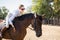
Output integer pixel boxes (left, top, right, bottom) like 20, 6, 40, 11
3, 25, 60, 40
24, 25, 60, 40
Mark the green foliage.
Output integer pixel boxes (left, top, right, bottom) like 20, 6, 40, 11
0, 6, 9, 19
54, 0, 60, 12
32, 0, 42, 12
53, 0, 60, 17
32, 0, 54, 18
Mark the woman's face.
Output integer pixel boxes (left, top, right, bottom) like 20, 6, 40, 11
19, 7, 25, 13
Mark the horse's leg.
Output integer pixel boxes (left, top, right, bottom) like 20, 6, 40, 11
22, 29, 27, 40
20, 30, 26, 40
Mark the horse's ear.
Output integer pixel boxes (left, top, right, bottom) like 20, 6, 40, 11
36, 13, 39, 17
34, 12, 38, 18
36, 12, 38, 15
34, 13, 37, 18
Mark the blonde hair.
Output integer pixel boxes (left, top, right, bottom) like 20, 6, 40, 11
19, 4, 24, 9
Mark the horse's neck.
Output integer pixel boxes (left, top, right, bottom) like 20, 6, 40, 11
13, 18, 33, 30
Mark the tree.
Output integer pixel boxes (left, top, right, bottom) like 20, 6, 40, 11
27, 6, 32, 12
0, 6, 9, 19
53, 0, 60, 17
32, 0, 54, 18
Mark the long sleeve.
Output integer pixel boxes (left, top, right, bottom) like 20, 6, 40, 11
5, 12, 10, 28
5, 9, 21, 28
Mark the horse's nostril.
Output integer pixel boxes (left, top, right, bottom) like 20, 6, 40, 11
36, 32, 42, 37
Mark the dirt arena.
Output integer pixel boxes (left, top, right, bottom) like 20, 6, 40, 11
3, 25, 60, 40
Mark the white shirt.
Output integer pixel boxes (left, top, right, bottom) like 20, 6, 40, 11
5, 9, 21, 28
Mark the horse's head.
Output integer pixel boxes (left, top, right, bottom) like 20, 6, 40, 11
32, 14, 42, 37
34, 14, 42, 37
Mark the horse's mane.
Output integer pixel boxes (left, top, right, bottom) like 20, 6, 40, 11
13, 13, 34, 21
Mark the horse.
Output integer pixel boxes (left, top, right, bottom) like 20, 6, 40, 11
0, 13, 42, 40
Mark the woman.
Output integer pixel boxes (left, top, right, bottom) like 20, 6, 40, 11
5, 4, 25, 32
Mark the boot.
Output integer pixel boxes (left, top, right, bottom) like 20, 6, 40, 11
11, 24, 16, 32
12, 27, 16, 32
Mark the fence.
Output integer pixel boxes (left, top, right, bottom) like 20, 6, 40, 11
42, 17, 60, 26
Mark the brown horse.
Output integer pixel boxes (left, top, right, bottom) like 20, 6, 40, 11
0, 13, 42, 40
